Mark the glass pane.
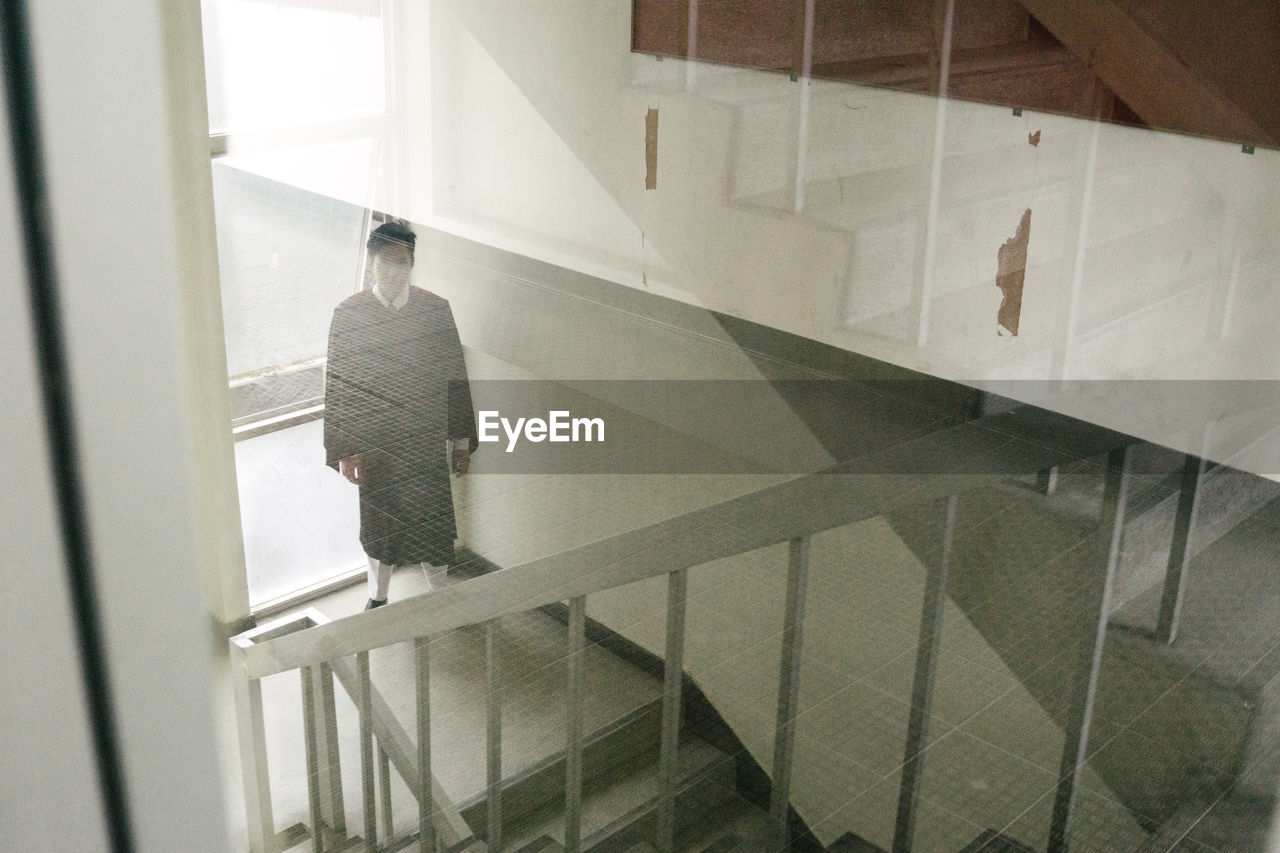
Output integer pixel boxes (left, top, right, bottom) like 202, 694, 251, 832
202, 0, 385, 134
235, 420, 364, 607
213, 160, 367, 384
204, 3, 1280, 852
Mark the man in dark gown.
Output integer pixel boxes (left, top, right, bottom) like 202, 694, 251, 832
323, 222, 478, 609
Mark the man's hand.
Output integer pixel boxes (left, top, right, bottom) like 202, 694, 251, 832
339, 457, 363, 485
452, 446, 470, 476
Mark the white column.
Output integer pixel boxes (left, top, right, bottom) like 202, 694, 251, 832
13, 0, 242, 848
0, 66, 111, 851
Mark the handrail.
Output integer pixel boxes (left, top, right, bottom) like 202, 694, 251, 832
230, 608, 474, 851
242, 405, 1127, 678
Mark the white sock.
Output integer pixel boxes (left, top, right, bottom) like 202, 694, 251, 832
367, 558, 393, 601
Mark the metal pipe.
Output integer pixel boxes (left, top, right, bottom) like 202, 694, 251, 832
1037, 466, 1060, 496
416, 637, 436, 853
486, 620, 503, 852
564, 597, 587, 853
230, 643, 274, 853
316, 662, 346, 836
770, 536, 811, 850
378, 744, 393, 841
892, 495, 957, 853
1156, 454, 1205, 643
359, 651, 377, 852
657, 569, 689, 853
1048, 444, 1132, 853
301, 665, 324, 853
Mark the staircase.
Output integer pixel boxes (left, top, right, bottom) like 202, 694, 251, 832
879, 442, 1280, 849
454, 696, 753, 853
230, 385, 1280, 853
243, 591, 783, 853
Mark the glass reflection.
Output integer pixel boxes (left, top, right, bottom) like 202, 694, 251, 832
204, 1, 1280, 850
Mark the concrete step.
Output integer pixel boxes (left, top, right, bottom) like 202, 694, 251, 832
458, 699, 665, 830
723, 78, 1214, 209
824, 831, 885, 852
694, 835, 745, 853
956, 829, 1036, 852
501, 737, 736, 853
512, 835, 564, 853
622, 844, 659, 853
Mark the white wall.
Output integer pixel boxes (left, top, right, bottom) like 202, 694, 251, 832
0, 71, 111, 853
1, 0, 242, 848
212, 0, 1280, 474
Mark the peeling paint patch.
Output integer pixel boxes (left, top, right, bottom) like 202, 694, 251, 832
645, 108, 659, 190
997, 209, 1031, 336
1028, 129, 1041, 146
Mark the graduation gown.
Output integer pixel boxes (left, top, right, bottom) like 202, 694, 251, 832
324, 288, 478, 566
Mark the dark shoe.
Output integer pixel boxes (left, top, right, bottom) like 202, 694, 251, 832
364, 597, 387, 611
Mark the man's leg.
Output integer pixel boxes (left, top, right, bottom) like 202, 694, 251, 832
366, 557, 393, 608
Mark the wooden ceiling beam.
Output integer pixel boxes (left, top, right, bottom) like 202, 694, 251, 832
1013, 0, 1275, 145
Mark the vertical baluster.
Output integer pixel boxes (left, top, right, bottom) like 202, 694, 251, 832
230, 641, 275, 853
301, 665, 325, 853
378, 744, 393, 841
892, 494, 957, 853
1156, 453, 1205, 644
657, 569, 689, 853
486, 620, 503, 852
358, 651, 377, 852
565, 596, 587, 853
770, 536, 810, 851
416, 637, 436, 853
913, 0, 956, 348
789, 0, 815, 213
1048, 444, 1131, 853
316, 662, 346, 837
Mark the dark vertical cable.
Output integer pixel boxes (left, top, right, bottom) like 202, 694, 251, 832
0, 3, 135, 850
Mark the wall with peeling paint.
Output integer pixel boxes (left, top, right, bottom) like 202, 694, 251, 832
220, 0, 1280, 473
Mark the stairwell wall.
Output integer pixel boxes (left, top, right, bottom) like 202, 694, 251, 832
217, 0, 1280, 475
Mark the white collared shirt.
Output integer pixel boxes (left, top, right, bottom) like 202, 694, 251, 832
372, 280, 410, 310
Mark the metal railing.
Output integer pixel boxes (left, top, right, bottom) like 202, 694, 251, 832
231, 405, 1129, 852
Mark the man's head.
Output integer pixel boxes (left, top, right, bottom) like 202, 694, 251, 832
367, 222, 416, 300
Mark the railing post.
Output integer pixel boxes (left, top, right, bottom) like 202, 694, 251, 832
770, 536, 810, 851
416, 636, 436, 853
328, 651, 473, 848
789, 0, 815, 213
230, 638, 275, 853
1156, 453, 1205, 644
565, 596, 587, 853
486, 619, 504, 853
300, 665, 325, 853
314, 662, 346, 837
378, 743, 393, 841
358, 651, 377, 852
1048, 444, 1132, 853
892, 494, 958, 853
1037, 466, 1060, 496
657, 568, 689, 853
